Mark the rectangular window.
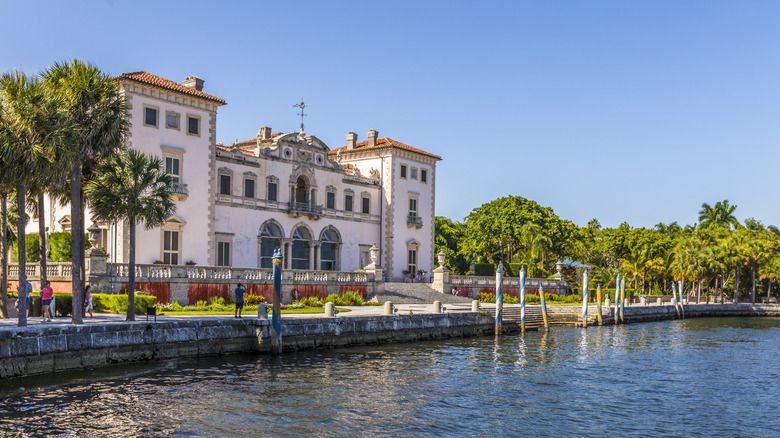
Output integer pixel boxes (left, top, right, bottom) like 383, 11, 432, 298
187, 116, 200, 136
144, 107, 158, 127
345, 194, 353, 212
362, 197, 370, 214
165, 157, 180, 183
220, 174, 231, 195
327, 192, 335, 209
421, 169, 427, 183
166, 112, 179, 129
217, 241, 230, 266
411, 168, 418, 180
408, 249, 417, 273
268, 182, 278, 201
244, 179, 255, 198
400, 164, 407, 178
163, 230, 179, 265
409, 198, 418, 217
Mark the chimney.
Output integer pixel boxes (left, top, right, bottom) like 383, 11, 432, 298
346, 132, 357, 150
183, 76, 204, 91
258, 126, 272, 140
367, 129, 378, 148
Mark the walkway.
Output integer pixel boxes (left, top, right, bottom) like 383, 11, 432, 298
0, 302, 482, 332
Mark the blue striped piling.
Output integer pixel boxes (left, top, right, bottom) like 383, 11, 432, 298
271, 248, 283, 354
520, 266, 526, 333
614, 275, 621, 325
495, 262, 504, 335
539, 283, 549, 331
596, 284, 603, 326
582, 268, 589, 328
619, 276, 626, 323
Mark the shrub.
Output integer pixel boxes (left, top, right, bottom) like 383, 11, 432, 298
49, 232, 72, 262
244, 294, 266, 306
49, 293, 155, 316
196, 300, 208, 309
294, 296, 323, 308
210, 296, 225, 306
12, 234, 41, 263
157, 302, 183, 312
341, 291, 364, 306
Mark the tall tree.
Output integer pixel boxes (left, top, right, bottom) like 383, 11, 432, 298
85, 149, 174, 321
0, 71, 62, 326
698, 200, 739, 231
43, 60, 128, 324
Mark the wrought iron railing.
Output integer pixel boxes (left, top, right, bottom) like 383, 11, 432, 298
289, 202, 323, 215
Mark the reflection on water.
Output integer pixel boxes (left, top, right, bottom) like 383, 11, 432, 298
2, 318, 780, 437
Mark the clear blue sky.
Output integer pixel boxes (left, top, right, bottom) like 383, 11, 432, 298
2, 0, 779, 229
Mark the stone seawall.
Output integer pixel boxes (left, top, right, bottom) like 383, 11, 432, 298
546, 303, 780, 325
0, 313, 502, 379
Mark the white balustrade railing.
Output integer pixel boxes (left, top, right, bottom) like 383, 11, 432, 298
105, 263, 374, 284
7, 262, 74, 279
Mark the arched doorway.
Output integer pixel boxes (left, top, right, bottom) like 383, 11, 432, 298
320, 227, 341, 271
291, 226, 312, 270
259, 222, 283, 268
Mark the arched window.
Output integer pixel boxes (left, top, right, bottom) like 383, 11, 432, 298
291, 226, 312, 269
320, 227, 341, 271
295, 175, 309, 204
259, 222, 283, 268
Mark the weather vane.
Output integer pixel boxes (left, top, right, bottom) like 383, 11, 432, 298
293, 99, 307, 133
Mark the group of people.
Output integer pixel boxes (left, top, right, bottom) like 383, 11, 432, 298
13, 281, 94, 321
408, 270, 428, 283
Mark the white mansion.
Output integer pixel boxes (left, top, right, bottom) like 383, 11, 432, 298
30, 72, 440, 281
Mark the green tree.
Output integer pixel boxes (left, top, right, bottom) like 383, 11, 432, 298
698, 200, 739, 231
0, 71, 63, 326
43, 60, 128, 324
433, 216, 468, 274
85, 149, 174, 321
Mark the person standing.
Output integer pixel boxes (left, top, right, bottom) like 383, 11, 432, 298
84, 285, 94, 319
41, 281, 54, 322
234, 283, 246, 318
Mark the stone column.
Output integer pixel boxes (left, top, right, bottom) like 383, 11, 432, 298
309, 244, 316, 271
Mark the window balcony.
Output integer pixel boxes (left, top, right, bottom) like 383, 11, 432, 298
171, 182, 189, 200
288, 202, 323, 219
407, 214, 423, 228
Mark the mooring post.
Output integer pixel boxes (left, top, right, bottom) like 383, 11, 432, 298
520, 266, 526, 333
614, 274, 621, 325
596, 284, 603, 326
619, 276, 626, 323
271, 248, 283, 355
678, 280, 685, 319
495, 262, 504, 335
539, 283, 549, 331
582, 268, 589, 328
671, 281, 680, 318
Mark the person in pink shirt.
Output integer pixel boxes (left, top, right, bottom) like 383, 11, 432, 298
41, 281, 54, 322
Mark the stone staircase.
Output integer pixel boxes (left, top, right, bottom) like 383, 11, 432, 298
370, 282, 474, 305
483, 305, 546, 329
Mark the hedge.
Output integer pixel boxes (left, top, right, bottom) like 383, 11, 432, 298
8, 292, 155, 316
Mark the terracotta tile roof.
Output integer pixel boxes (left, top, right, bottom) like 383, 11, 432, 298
328, 137, 441, 160
116, 71, 226, 105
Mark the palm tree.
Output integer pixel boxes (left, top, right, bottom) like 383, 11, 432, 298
0, 70, 62, 326
698, 200, 739, 231
43, 60, 128, 324
85, 149, 174, 321
621, 245, 652, 293
652, 247, 675, 293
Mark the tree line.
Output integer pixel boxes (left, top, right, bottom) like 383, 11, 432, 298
0, 60, 174, 326
435, 197, 779, 304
